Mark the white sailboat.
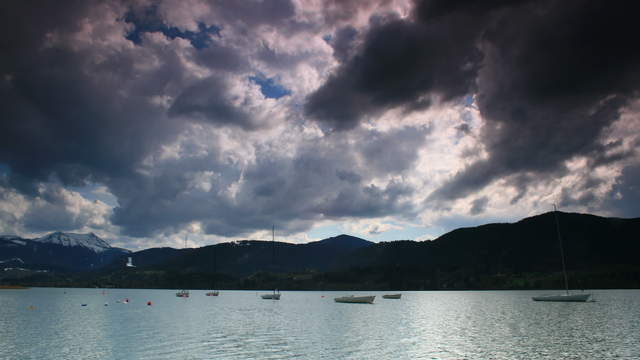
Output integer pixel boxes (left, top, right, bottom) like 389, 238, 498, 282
532, 205, 591, 302
334, 295, 375, 304
261, 290, 281, 300
261, 226, 281, 300
206, 241, 219, 297
382, 294, 402, 299
176, 236, 190, 298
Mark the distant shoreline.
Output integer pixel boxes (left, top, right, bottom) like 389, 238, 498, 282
0, 285, 30, 289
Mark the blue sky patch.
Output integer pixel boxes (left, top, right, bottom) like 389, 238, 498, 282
124, 5, 220, 49
249, 74, 291, 99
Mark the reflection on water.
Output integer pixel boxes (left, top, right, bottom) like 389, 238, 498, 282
1, 289, 638, 359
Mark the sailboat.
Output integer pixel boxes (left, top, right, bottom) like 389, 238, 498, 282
261, 225, 281, 300
176, 289, 190, 298
206, 242, 219, 296
261, 289, 280, 300
382, 294, 402, 299
176, 236, 190, 298
334, 295, 375, 304
532, 205, 591, 302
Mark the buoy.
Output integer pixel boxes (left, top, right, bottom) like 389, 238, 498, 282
28, 305, 36, 310
104, 303, 108, 306
147, 301, 152, 306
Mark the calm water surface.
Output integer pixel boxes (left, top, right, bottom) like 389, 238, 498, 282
1, 289, 638, 359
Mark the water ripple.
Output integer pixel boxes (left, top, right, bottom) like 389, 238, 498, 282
1, 289, 639, 359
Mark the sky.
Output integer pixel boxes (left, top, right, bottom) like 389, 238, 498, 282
1, 0, 639, 250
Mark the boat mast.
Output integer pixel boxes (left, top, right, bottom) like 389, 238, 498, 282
553, 204, 570, 295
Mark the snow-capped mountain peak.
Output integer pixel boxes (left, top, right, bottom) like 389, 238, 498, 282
34, 232, 112, 253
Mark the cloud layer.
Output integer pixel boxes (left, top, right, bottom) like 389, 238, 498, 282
1, 0, 638, 248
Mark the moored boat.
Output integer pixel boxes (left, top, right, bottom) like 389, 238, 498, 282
260, 226, 282, 301
531, 205, 591, 303
532, 293, 591, 302
176, 237, 191, 298
261, 292, 281, 300
382, 294, 402, 299
334, 295, 375, 304
206, 291, 219, 296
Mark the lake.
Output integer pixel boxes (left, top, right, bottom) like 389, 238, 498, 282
1, 289, 638, 359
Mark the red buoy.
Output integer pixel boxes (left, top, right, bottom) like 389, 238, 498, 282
147, 301, 152, 306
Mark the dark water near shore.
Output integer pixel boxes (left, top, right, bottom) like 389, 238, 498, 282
1, 289, 638, 359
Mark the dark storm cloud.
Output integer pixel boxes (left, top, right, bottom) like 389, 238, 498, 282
413, 0, 521, 21
431, 0, 640, 203
330, 26, 359, 63
169, 76, 257, 129
305, 9, 483, 130
0, 0, 278, 237
305, 0, 640, 205
0, 0, 193, 196
0, 0, 260, 193
469, 196, 488, 215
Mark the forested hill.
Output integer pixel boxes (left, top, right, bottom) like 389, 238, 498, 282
3, 212, 639, 290
338, 211, 640, 289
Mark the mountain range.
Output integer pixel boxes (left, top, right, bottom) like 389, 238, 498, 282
1, 211, 639, 290
0, 232, 130, 272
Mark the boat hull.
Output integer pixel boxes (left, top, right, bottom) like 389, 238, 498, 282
382, 294, 401, 299
334, 295, 375, 304
261, 294, 281, 300
206, 291, 219, 296
532, 293, 591, 302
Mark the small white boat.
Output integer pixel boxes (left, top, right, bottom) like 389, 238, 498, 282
334, 295, 375, 304
382, 294, 402, 299
260, 227, 282, 301
532, 293, 591, 302
261, 288, 280, 300
261, 293, 281, 300
176, 237, 191, 298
